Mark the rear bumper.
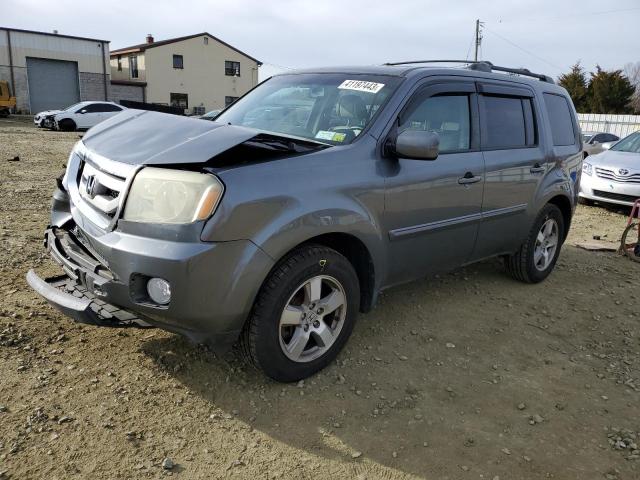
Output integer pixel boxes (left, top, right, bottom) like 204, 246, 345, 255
29, 221, 274, 351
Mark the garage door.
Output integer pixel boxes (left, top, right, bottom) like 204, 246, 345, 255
26, 57, 80, 113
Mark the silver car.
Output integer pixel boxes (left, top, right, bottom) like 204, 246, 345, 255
580, 131, 640, 206
582, 131, 619, 157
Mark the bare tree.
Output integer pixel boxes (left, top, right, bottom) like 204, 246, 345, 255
624, 62, 640, 114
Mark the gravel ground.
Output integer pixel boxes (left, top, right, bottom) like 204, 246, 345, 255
1, 117, 639, 480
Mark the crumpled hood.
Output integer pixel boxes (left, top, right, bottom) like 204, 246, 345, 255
589, 149, 640, 171
81, 109, 259, 165
36, 109, 62, 118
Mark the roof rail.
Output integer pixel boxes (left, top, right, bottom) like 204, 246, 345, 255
383, 60, 555, 84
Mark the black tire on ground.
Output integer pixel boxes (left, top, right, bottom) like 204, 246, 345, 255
240, 244, 360, 382
504, 203, 565, 284
58, 119, 76, 131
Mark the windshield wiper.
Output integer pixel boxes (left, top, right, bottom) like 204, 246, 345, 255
244, 134, 329, 153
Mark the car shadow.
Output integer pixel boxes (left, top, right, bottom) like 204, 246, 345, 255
138, 253, 624, 478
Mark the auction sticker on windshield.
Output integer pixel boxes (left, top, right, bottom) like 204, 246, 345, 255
338, 80, 385, 94
316, 130, 347, 142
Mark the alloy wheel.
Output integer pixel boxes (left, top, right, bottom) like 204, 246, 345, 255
278, 275, 347, 363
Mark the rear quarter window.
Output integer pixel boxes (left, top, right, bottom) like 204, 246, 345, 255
543, 93, 576, 146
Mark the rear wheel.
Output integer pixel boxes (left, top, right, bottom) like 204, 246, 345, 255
58, 118, 76, 131
241, 244, 360, 382
505, 204, 565, 283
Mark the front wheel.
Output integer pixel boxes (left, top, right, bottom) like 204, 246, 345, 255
241, 244, 360, 382
504, 204, 565, 283
58, 118, 76, 131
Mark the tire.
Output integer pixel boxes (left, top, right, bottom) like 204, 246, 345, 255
504, 204, 565, 283
58, 118, 76, 131
241, 244, 360, 382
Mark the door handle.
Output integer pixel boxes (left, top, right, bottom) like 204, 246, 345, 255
530, 163, 546, 174
458, 172, 482, 185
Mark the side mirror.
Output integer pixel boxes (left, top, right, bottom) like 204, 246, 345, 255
393, 130, 439, 160
79, 109, 87, 114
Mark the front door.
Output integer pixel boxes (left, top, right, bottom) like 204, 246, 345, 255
383, 82, 485, 285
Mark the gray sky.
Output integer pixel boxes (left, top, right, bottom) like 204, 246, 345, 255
6, 0, 639, 81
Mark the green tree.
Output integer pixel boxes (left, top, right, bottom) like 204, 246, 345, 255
587, 66, 636, 114
558, 62, 589, 112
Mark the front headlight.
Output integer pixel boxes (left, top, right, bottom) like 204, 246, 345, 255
582, 162, 592, 176
123, 167, 224, 224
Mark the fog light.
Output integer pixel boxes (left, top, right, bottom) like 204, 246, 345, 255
147, 278, 171, 305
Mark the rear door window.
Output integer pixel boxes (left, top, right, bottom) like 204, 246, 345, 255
480, 95, 535, 149
543, 93, 576, 146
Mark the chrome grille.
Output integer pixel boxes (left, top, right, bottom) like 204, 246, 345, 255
79, 162, 125, 216
66, 143, 139, 231
595, 167, 640, 184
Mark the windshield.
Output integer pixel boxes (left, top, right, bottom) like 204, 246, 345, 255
215, 73, 402, 144
610, 131, 640, 153
582, 134, 593, 143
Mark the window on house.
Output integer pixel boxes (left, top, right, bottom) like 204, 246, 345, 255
129, 55, 138, 79
225, 96, 239, 107
117, 55, 122, 71
204, 37, 208, 45
225, 61, 240, 76
170, 93, 189, 109
173, 54, 183, 69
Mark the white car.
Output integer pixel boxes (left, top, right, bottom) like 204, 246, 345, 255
580, 131, 640, 207
53, 101, 126, 131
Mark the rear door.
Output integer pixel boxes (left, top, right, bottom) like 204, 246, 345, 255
472, 82, 544, 260
383, 81, 485, 284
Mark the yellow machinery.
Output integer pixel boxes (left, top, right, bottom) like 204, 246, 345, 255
0, 81, 16, 117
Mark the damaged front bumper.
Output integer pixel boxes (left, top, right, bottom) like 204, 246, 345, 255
26, 270, 152, 328
27, 212, 274, 351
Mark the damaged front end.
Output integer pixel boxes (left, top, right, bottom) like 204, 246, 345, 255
26, 110, 323, 348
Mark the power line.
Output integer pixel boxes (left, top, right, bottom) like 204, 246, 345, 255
496, 6, 640, 24
483, 27, 565, 72
464, 30, 476, 61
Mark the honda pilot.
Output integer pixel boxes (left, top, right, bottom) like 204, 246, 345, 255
27, 61, 583, 382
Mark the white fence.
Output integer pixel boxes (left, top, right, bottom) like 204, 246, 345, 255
577, 113, 640, 138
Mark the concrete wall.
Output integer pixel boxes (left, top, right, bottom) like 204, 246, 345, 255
0, 28, 110, 113
110, 83, 144, 103
143, 34, 259, 112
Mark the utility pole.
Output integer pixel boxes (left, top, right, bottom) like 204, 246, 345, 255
474, 19, 484, 62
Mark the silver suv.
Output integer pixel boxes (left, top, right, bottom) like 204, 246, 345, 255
27, 61, 583, 381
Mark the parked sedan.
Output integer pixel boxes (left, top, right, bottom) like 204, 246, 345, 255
580, 131, 640, 206
53, 101, 126, 131
582, 131, 619, 157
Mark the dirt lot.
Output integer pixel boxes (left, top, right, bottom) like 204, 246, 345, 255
1, 117, 639, 480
